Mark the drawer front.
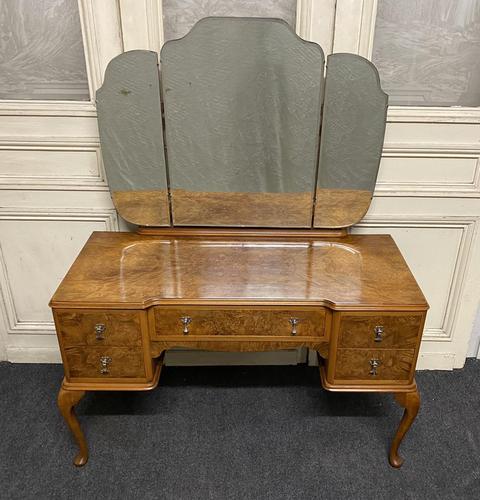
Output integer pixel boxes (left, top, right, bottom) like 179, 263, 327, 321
64, 346, 146, 379
55, 310, 143, 347
153, 307, 327, 339
337, 313, 423, 349
334, 349, 415, 383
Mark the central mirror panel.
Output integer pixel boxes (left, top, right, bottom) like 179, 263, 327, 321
161, 17, 324, 227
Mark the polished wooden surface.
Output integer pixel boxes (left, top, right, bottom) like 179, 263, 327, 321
57, 387, 88, 466
152, 305, 327, 338
150, 338, 328, 355
333, 348, 415, 383
324, 307, 426, 391
61, 360, 162, 392
64, 346, 146, 379
314, 188, 372, 227
389, 388, 420, 468
112, 190, 170, 227
50, 232, 428, 310
55, 310, 142, 346
171, 190, 313, 227
51, 230, 428, 468
137, 227, 348, 238
337, 312, 423, 349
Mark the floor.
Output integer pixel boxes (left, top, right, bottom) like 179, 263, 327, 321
1, 360, 479, 500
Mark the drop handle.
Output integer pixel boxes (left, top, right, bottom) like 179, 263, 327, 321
374, 325, 384, 342
100, 355, 112, 375
369, 358, 381, 376
289, 317, 299, 336
180, 316, 192, 335
95, 323, 106, 341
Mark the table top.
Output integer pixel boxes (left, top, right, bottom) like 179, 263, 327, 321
50, 231, 428, 310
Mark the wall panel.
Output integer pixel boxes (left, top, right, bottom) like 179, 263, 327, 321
0, 212, 118, 335
0, 0, 122, 362
1, 0, 479, 370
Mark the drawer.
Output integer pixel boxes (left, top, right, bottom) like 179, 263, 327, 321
55, 310, 143, 347
64, 346, 146, 379
334, 348, 415, 383
337, 313, 423, 349
153, 307, 327, 339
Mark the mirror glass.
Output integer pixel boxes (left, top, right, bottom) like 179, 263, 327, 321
314, 53, 387, 228
96, 18, 388, 230
96, 50, 170, 226
161, 17, 324, 227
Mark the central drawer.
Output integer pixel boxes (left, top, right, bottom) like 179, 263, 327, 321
152, 306, 328, 339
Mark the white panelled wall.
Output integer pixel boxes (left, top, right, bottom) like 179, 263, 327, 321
0, 0, 479, 367
0, 0, 123, 362
305, 0, 480, 367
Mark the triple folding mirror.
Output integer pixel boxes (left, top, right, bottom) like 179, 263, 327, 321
96, 17, 388, 229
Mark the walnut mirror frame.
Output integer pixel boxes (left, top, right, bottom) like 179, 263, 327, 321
96, 17, 388, 230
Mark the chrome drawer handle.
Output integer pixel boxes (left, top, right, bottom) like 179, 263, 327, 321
100, 355, 112, 375
95, 323, 106, 341
374, 325, 384, 342
289, 317, 299, 336
180, 316, 192, 335
369, 358, 381, 376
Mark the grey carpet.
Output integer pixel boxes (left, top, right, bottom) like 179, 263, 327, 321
1, 360, 479, 500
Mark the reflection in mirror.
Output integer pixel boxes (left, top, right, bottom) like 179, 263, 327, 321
96, 50, 170, 226
162, 0, 297, 41
161, 17, 325, 227
314, 54, 388, 228
118, 239, 362, 300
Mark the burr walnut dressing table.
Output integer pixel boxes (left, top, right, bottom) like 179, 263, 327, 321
50, 18, 428, 468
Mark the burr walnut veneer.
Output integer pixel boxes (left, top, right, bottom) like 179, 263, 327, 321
52, 16, 424, 472
51, 230, 428, 468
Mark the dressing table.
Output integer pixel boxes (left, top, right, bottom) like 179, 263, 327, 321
50, 18, 428, 468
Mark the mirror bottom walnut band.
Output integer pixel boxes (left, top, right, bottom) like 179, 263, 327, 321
50, 231, 428, 468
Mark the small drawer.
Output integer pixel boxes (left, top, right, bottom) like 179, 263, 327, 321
153, 306, 327, 339
64, 346, 146, 379
55, 310, 143, 347
334, 348, 415, 383
337, 313, 423, 349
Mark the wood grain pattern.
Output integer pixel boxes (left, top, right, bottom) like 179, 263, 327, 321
112, 190, 170, 227
49, 232, 428, 311
137, 227, 348, 238
334, 348, 415, 383
64, 346, 146, 379
389, 388, 420, 468
55, 310, 142, 347
150, 339, 328, 355
57, 386, 88, 467
314, 188, 372, 227
50, 229, 428, 469
337, 313, 423, 349
171, 189, 313, 227
61, 359, 163, 391
319, 363, 417, 393
152, 306, 327, 338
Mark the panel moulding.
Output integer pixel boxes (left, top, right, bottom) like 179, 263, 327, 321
0, 210, 118, 336
375, 148, 480, 197
356, 216, 478, 343
0, 146, 107, 190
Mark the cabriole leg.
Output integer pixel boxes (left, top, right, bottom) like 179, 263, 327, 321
389, 387, 420, 468
57, 385, 88, 467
